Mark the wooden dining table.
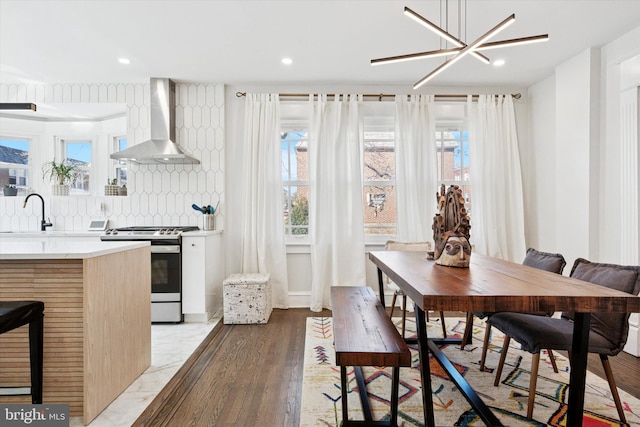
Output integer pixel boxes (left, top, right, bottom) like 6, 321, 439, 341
369, 250, 640, 427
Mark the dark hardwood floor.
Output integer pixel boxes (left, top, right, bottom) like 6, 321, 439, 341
133, 308, 640, 426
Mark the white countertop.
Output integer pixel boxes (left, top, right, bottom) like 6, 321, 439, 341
0, 240, 150, 260
182, 229, 223, 237
0, 230, 104, 237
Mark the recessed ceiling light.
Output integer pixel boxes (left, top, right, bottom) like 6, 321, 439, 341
118, 58, 131, 65
493, 59, 506, 67
281, 57, 293, 65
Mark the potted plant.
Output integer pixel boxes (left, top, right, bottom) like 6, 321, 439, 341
3, 185, 18, 196
42, 159, 78, 196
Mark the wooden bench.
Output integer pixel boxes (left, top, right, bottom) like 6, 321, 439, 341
331, 286, 412, 427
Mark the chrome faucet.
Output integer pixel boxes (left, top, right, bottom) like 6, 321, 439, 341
23, 193, 53, 231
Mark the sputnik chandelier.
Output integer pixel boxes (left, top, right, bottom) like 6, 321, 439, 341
371, 3, 549, 89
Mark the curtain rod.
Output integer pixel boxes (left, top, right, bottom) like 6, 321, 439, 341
235, 92, 521, 101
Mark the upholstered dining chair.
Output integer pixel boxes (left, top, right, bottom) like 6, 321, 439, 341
461, 247, 567, 373
488, 258, 640, 423
384, 241, 447, 338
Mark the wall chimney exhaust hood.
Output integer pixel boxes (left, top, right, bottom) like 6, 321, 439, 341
110, 78, 200, 164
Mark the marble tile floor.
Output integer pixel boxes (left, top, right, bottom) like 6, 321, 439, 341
70, 315, 221, 427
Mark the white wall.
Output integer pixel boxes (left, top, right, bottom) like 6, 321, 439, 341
600, 27, 640, 356
525, 25, 640, 355
554, 48, 600, 267
525, 76, 557, 251
600, 26, 640, 264
0, 82, 225, 232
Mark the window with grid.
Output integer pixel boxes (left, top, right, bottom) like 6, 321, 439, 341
61, 139, 92, 194
0, 137, 30, 195
435, 124, 471, 213
363, 115, 396, 235
281, 126, 309, 236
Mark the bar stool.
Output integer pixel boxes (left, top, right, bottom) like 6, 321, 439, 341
0, 301, 44, 403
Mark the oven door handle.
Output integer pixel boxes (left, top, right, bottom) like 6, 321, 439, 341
151, 245, 181, 254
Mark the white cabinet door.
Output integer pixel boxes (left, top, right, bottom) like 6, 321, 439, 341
182, 232, 224, 322
182, 235, 206, 314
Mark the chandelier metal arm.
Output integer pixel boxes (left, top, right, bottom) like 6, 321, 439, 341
413, 14, 516, 89
371, 34, 549, 66
372, 5, 549, 88
404, 6, 491, 64
474, 34, 550, 51
371, 47, 462, 66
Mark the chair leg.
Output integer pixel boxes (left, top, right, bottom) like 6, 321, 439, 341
28, 312, 44, 404
526, 352, 541, 419
600, 355, 627, 424
401, 295, 407, 339
547, 349, 559, 373
479, 325, 492, 371
389, 292, 398, 319
461, 312, 474, 350
439, 311, 447, 338
494, 335, 511, 386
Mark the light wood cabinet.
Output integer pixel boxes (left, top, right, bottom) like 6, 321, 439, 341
0, 244, 151, 425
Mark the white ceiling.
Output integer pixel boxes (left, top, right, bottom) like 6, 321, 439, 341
1, 0, 639, 89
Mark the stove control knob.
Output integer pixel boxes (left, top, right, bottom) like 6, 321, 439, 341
112, 229, 118, 235
159, 229, 166, 235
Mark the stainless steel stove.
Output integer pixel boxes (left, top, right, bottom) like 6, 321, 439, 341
101, 226, 199, 322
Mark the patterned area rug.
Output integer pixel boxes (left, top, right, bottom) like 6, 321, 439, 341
300, 316, 640, 426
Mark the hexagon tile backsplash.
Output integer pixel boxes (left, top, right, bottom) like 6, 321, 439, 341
0, 82, 224, 232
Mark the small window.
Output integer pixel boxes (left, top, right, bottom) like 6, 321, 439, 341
363, 117, 396, 235
62, 139, 92, 194
0, 137, 30, 195
436, 126, 471, 213
282, 128, 309, 236
113, 136, 128, 186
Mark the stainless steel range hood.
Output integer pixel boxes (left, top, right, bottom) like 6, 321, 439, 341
111, 78, 200, 164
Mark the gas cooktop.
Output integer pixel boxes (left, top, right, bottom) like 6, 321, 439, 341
101, 226, 200, 240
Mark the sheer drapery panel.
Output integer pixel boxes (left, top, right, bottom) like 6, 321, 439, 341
468, 94, 526, 262
240, 93, 289, 308
309, 94, 366, 312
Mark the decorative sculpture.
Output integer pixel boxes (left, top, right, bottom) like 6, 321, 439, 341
432, 184, 472, 267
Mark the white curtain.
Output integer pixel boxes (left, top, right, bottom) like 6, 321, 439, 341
395, 94, 438, 242
468, 94, 526, 262
240, 93, 289, 308
309, 94, 366, 312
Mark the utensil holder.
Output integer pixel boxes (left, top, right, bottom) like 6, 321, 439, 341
203, 214, 215, 230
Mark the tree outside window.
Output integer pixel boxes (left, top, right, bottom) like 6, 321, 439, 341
282, 129, 309, 236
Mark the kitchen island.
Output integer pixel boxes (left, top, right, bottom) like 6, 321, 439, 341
0, 240, 151, 425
